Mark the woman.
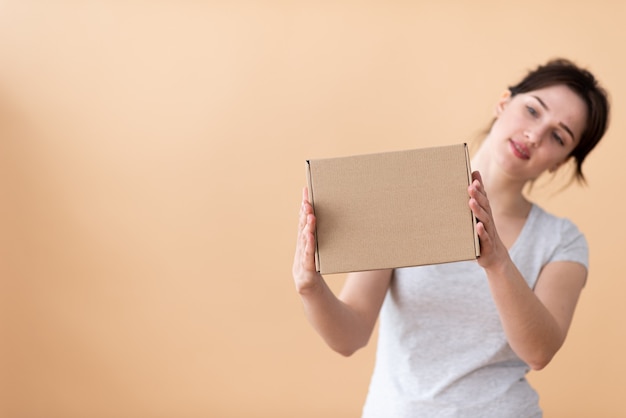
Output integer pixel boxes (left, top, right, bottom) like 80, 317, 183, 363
292, 59, 610, 417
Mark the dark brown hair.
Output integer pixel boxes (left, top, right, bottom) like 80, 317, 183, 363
508, 58, 610, 184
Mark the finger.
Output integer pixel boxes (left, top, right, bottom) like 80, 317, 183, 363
296, 187, 317, 272
298, 191, 314, 234
469, 178, 486, 197
300, 199, 315, 226
298, 211, 314, 246
471, 170, 483, 184
296, 191, 311, 257
303, 186, 309, 204
475, 221, 493, 258
302, 214, 318, 271
468, 180, 492, 219
302, 186, 314, 214
469, 197, 492, 231
469, 171, 488, 200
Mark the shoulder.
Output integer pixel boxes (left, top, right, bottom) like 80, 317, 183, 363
530, 204, 585, 240
529, 203, 588, 266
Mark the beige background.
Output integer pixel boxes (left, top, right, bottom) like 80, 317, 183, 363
1, 1, 624, 417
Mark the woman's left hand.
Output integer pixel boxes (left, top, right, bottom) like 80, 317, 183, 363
468, 171, 509, 270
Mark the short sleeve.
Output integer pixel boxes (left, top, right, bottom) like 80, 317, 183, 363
548, 218, 589, 270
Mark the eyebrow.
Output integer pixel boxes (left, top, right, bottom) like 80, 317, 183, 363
531, 95, 576, 142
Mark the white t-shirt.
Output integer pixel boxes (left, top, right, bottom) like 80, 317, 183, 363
362, 204, 588, 418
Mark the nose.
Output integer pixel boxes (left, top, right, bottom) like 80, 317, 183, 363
524, 127, 545, 147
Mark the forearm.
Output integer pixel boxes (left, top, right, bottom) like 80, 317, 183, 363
298, 279, 374, 356
485, 257, 564, 370
468, 174, 571, 369
294, 187, 390, 356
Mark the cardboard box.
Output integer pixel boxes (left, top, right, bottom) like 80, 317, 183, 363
306, 143, 480, 274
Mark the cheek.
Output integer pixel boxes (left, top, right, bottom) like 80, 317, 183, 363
494, 108, 526, 129
488, 114, 520, 139
537, 149, 569, 170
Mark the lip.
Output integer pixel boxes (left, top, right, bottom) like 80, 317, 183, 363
509, 139, 530, 160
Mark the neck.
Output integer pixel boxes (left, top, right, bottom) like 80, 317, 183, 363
471, 144, 532, 218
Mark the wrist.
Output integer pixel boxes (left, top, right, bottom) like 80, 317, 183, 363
482, 251, 515, 278
296, 272, 325, 296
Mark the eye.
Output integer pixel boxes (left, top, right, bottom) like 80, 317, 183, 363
552, 131, 564, 146
526, 105, 538, 117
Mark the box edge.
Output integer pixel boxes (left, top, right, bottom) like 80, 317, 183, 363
464, 143, 481, 257
305, 160, 321, 272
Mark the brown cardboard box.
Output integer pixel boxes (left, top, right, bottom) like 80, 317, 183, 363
306, 143, 480, 274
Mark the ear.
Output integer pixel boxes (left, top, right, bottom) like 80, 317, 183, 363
494, 89, 512, 117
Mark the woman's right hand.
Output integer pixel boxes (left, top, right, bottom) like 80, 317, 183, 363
292, 187, 324, 294
291, 187, 392, 355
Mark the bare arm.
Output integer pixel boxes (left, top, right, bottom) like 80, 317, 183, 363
482, 257, 584, 370
293, 187, 392, 356
469, 172, 585, 370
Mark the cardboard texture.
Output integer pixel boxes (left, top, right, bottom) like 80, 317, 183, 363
306, 143, 480, 274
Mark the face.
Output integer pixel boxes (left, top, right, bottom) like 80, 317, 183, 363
486, 84, 588, 182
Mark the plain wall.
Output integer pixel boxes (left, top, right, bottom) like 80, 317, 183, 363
1, 1, 625, 417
